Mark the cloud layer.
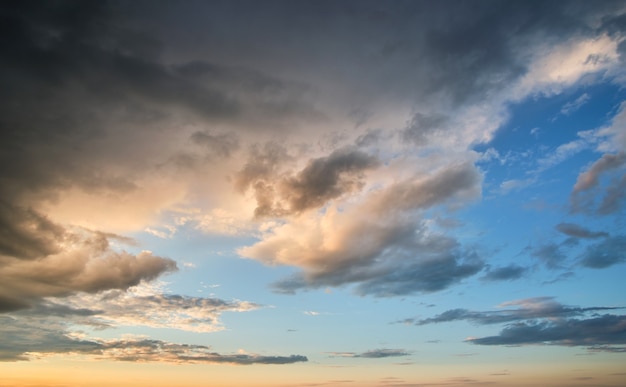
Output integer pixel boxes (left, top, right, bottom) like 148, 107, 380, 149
405, 298, 626, 352
0, 315, 306, 364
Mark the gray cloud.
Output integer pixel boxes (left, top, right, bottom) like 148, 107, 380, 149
271, 228, 484, 297
0, 316, 306, 364
0, 201, 65, 260
579, 236, 626, 269
354, 252, 483, 297
529, 243, 567, 269
369, 162, 482, 214
237, 147, 379, 217
410, 298, 621, 326
481, 264, 528, 282
241, 160, 484, 296
406, 298, 626, 352
401, 112, 449, 146
279, 148, 380, 214
327, 349, 411, 359
135, 0, 625, 111
555, 223, 609, 239
0, 208, 177, 312
597, 173, 626, 215
190, 130, 240, 158
467, 314, 626, 350
234, 142, 293, 193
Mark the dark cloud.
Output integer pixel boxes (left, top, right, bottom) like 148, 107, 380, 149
279, 148, 379, 214
142, 0, 623, 102
579, 236, 626, 269
354, 253, 483, 297
0, 316, 307, 364
237, 147, 379, 217
0, 316, 101, 361
467, 314, 626, 350
271, 228, 483, 297
0, 201, 65, 260
0, 0, 318, 220
555, 223, 609, 239
0, 209, 177, 312
481, 264, 528, 282
407, 298, 626, 352
410, 298, 621, 326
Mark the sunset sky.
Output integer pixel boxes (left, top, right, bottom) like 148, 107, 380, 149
1, 1, 626, 386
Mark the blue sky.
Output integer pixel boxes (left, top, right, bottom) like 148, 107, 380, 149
1, 1, 626, 386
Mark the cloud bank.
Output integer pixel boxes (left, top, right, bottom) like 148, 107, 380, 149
405, 298, 626, 352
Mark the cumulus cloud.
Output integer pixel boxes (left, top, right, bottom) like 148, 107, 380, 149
2, 3, 626, 370
240, 161, 483, 296
236, 147, 379, 217
0, 208, 177, 312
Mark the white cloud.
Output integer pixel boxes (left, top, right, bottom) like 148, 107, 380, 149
513, 35, 621, 98
560, 93, 591, 115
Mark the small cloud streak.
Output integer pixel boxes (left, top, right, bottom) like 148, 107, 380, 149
560, 93, 590, 116
555, 223, 609, 239
481, 265, 527, 282
327, 349, 411, 359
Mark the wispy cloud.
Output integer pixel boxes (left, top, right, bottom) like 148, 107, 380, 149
481, 264, 528, 282
560, 93, 590, 116
409, 297, 622, 326
0, 316, 306, 364
579, 236, 626, 269
13, 282, 260, 333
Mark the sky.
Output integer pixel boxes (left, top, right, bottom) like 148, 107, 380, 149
1, 0, 626, 386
